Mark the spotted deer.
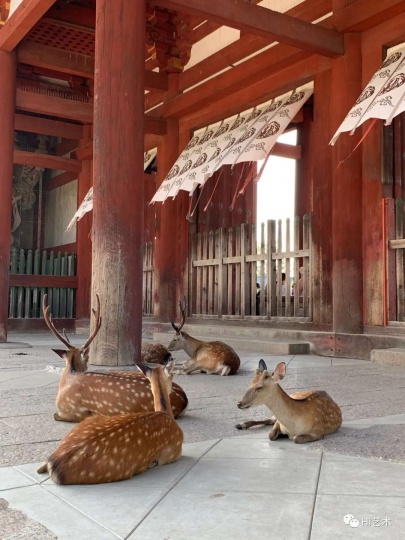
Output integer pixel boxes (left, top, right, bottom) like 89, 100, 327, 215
42, 295, 188, 422
168, 299, 240, 376
141, 342, 172, 364
37, 361, 183, 484
236, 360, 342, 443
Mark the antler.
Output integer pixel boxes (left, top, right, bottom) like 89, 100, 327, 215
42, 294, 72, 349
170, 296, 187, 333
82, 294, 102, 350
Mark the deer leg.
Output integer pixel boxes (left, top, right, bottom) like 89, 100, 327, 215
219, 365, 231, 376
293, 434, 323, 444
54, 410, 92, 422
158, 446, 182, 466
235, 416, 276, 430
269, 420, 282, 441
37, 463, 48, 474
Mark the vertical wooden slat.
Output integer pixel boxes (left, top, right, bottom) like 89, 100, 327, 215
276, 219, 283, 317
285, 218, 291, 317
396, 198, 404, 321
17, 249, 25, 318
267, 220, 276, 319
60, 252, 68, 318
260, 222, 266, 316
9, 247, 17, 318
48, 251, 55, 316
67, 254, 75, 318
250, 224, 256, 316
208, 231, 214, 315
308, 214, 313, 321
235, 226, 241, 316
32, 249, 40, 318
40, 250, 47, 318
218, 228, 227, 317
294, 216, 300, 316
202, 232, 208, 314
227, 227, 233, 314
303, 215, 310, 317
53, 252, 61, 318
24, 249, 33, 318
195, 233, 202, 315
214, 229, 220, 315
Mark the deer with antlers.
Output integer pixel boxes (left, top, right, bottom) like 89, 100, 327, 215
43, 295, 188, 422
37, 361, 183, 484
168, 299, 240, 376
236, 360, 342, 443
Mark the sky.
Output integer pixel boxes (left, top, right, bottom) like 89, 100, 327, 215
256, 129, 297, 228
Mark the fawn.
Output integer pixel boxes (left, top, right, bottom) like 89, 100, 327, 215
141, 342, 172, 364
168, 299, 240, 376
37, 361, 183, 484
43, 295, 188, 421
236, 359, 342, 443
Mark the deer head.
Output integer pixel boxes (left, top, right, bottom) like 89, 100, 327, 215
136, 360, 176, 413
167, 297, 187, 351
237, 360, 286, 409
43, 293, 102, 372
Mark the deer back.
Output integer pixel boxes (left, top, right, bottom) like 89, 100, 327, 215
42, 364, 184, 484
55, 361, 188, 421
141, 342, 172, 364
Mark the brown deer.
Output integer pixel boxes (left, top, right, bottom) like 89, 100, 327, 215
37, 362, 183, 484
43, 295, 188, 422
168, 299, 240, 376
236, 359, 342, 443
141, 342, 172, 364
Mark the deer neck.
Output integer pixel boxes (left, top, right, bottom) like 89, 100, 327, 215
150, 373, 174, 418
181, 332, 204, 358
262, 383, 302, 425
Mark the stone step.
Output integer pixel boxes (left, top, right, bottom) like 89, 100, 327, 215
371, 348, 405, 367
153, 331, 310, 355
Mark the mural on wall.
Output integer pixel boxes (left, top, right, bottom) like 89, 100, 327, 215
11, 134, 48, 249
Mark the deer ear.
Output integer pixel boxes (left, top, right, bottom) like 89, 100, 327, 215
52, 349, 67, 359
164, 360, 175, 377
136, 363, 152, 378
163, 352, 173, 365
273, 362, 286, 381
258, 359, 267, 372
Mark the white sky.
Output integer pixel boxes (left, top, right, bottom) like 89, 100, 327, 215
256, 129, 297, 227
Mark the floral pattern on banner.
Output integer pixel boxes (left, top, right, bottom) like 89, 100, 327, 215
330, 45, 405, 145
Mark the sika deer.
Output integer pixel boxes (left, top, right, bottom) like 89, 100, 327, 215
236, 360, 342, 443
168, 299, 240, 376
43, 295, 188, 421
37, 362, 183, 484
141, 342, 172, 364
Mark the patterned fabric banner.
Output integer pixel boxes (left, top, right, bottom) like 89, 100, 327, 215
151, 84, 312, 203
67, 148, 157, 231
330, 44, 405, 145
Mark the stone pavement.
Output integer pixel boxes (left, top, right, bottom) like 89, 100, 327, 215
1, 332, 405, 539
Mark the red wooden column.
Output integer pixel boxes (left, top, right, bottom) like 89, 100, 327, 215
331, 33, 363, 334
0, 51, 16, 342
154, 118, 180, 321
75, 125, 92, 325
91, 0, 145, 365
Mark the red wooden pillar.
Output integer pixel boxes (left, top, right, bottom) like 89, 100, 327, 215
154, 118, 181, 321
75, 125, 92, 324
0, 51, 16, 342
91, 0, 145, 365
331, 33, 363, 334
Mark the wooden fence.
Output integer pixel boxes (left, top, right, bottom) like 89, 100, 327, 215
386, 198, 405, 323
189, 216, 312, 320
143, 241, 154, 316
9, 248, 77, 319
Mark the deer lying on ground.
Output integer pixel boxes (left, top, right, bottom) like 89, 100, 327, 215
141, 342, 172, 364
168, 299, 240, 376
236, 359, 342, 443
37, 361, 183, 484
43, 295, 188, 421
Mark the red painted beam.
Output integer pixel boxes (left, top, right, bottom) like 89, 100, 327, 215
14, 149, 81, 173
0, 0, 57, 51
15, 113, 83, 139
9, 274, 78, 288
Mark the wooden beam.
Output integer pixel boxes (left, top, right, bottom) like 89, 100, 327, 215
15, 112, 83, 138
19, 41, 169, 91
14, 149, 81, 172
46, 5, 95, 28
55, 138, 78, 156
144, 114, 167, 135
153, 0, 343, 58
18, 40, 94, 78
9, 274, 78, 288
47, 170, 77, 190
73, 140, 92, 160
334, 0, 405, 32
0, 0, 57, 51
144, 133, 162, 151
146, 0, 331, 111
16, 87, 93, 122
272, 142, 301, 160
